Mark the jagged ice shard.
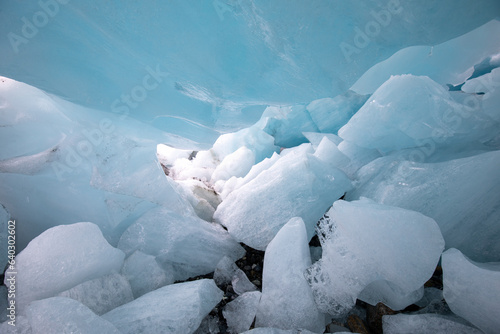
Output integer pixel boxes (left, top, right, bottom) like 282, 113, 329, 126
1, 0, 500, 333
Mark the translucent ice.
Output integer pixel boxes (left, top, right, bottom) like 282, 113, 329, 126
256, 218, 325, 333
462, 67, 500, 122
211, 146, 255, 183
306, 198, 444, 317
214, 147, 352, 250
442, 248, 500, 334
57, 273, 134, 315
8, 222, 125, 312
347, 150, 500, 262
102, 279, 223, 334
241, 328, 319, 334
383, 313, 482, 334
339, 75, 498, 154
118, 207, 245, 280
213, 256, 257, 295
26, 297, 120, 334
121, 250, 175, 298
223, 291, 262, 333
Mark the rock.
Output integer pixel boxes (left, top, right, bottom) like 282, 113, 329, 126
366, 302, 397, 334
346, 314, 369, 334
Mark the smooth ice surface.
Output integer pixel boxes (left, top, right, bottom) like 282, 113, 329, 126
121, 250, 175, 298
57, 273, 134, 315
306, 198, 444, 316
8, 222, 125, 312
0, 77, 197, 251
213, 256, 257, 295
223, 291, 262, 334
102, 279, 223, 334
339, 75, 499, 154
347, 150, 500, 262
351, 20, 500, 94
118, 207, 245, 280
462, 67, 500, 122
2, 1, 498, 138
26, 297, 120, 334
383, 313, 482, 334
214, 147, 352, 250
442, 248, 500, 334
256, 218, 325, 333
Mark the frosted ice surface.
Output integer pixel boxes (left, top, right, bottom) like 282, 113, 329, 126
0, 315, 32, 334
57, 273, 134, 315
121, 250, 175, 298
102, 279, 223, 334
383, 313, 482, 334
212, 125, 278, 163
156, 144, 194, 167
339, 75, 498, 154
462, 67, 500, 122
442, 248, 500, 334
214, 147, 352, 250
305, 198, 444, 316
118, 207, 245, 280
8, 222, 125, 313
347, 150, 500, 262
223, 291, 262, 333
303, 132, 343, 147
256, 218, 325, 333
211, 146, 255, 183
26, 297, 120, 334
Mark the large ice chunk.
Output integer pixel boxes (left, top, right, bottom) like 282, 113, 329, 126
8, 222, 125, 312
339, 75, 498, 153
305, 198, 444, 317
57, 273, 134, 315
102, 279, 223, 334
442, 248, 500, 334
462, 67, 500, 122
211, 146, 255, 183
26, 297, 121, 334
347, 150, 500, 262
121, 250, 175, 298
223, 291, 262, 333
214, 148, 351, 250
383, 313, 482, 334
256, 217, 325, 333
118, 207, 245, 280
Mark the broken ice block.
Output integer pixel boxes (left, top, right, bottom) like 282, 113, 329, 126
305, 198, 444, 317
223, 291, 262, 333
256, 218, 325, 333
383, 313, 482, 334
214, 148, 351, 250
442, 248, 500, 334
9, 222, 125, 313
103, 279, 223, 334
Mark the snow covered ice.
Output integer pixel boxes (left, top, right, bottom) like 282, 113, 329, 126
1, 1, 500, 333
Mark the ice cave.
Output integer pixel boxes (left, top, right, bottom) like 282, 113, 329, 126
1, 0, 500, 333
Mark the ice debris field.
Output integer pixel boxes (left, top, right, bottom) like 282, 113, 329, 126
1, 0, 500, 333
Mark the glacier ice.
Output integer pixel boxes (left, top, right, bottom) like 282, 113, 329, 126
256, 217, 325, 333
305, 198, 444, 316
214, 145, 352, 250
57, 273, 134, 315
121, 250, 175, 298
382, 313, 482, 334
118, 207, 245, 280
347, 150, 500, 262
6, 222, 125, 313
339, 74, 498, 154
0, 204, 9, 273
442, 248, 500, 334
223, 291, 262, 333
213, 256, 257, 295
26, 297, 121, 334
241, 328, 320, 334
102, 279, 223, 334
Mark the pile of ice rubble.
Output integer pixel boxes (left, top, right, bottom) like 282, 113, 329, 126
2, 35, 500, 334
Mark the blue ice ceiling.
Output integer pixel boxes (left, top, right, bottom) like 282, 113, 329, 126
1, 0, 499, 143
